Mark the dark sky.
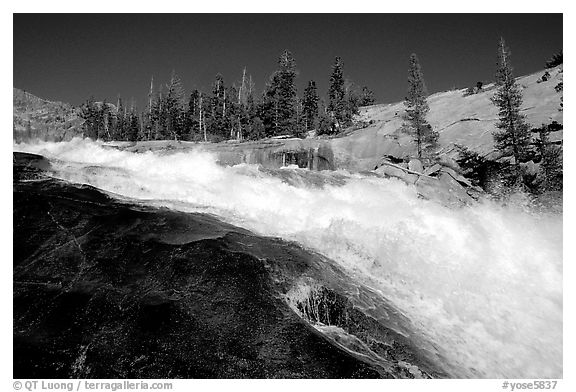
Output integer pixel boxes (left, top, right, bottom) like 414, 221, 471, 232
13, 14, 562, 108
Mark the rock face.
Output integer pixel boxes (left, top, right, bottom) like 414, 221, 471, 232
353, 65, 563, 164
13, 152, 447, 379
111, 139, 337, 171
13, 88, 84, 142
159, 139, 336, 171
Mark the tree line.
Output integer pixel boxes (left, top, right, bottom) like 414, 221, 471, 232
80, 50, 375, 142
79, 42, 561, 193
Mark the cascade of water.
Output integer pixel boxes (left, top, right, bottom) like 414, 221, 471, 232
14, 138, 563, 378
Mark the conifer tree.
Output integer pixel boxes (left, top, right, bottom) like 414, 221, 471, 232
359, 86, 375, 106
302, 80, 319, 131
208, 73, 228, 140
126, 109, 140, 142
140, 76, 155, 141
259, 50, 299, 137
115, 96, 126, 140
328, 57, 346, 132
80, 96, 99, 139
403, 53, 437, 159
165, 71, 186, 140
99, 100, 111, 140
187, 90, 201, 140
245, 91, 263, 140
260, 72, 282, 136
226, 84, 241, 139
137, 112, 148, 141
316, 98, 334, 136
344, 80, 360, 122
276, 50, 298, 135
545, 50, 563, 69
166, 71, 186, 107
534, 122, 563, 192
491, 38, 531, 176
150, 90, 163, 140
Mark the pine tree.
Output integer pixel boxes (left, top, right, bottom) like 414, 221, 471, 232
491, 38, 531, 176
166, 71, 186, 107
226, 84, 240, 139
187, 90, 201, 141
126, 109, 140, 142
140, 76, 155, 141
260, 72, 282, 136
316, 98, 334, 136
232, 67, 250, 140
534, 122, 563, 192
208, 73, 228, 140
294, 97, 307, 138
259, 50, 299, 137
403, 53, 437, 159
276, 50, 298, 136
115, 96, 126, 140
165, 70, 186, 141
99, 100, 111, 140
359, 86, 375, 106
150, 89, 164, 140
328, 57, 346, 132
545, 50, 563, 69
80, 96, 99, 139
344, 80, 360, 123
245, 91, 263, 140
302, 81, 319, 131
137, 112, 148, 141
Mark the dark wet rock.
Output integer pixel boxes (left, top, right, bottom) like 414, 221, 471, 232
285, 283, 440, 378
13, 152, 447, 379
13, 152, 52, 182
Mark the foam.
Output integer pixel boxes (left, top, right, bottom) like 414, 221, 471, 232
15, 138, 563, 378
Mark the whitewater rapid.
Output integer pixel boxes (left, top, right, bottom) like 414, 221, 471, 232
14, 138, 563, 378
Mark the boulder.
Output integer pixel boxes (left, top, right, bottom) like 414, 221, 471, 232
423, 163, 442, 176
414, 172, 476, 207
439, 166, 474, 188
375, 163, 418, 184
436, 155, 461, 171
408, 159, 424, 173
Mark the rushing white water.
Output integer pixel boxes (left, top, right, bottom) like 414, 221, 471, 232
15, 138, 563, 378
